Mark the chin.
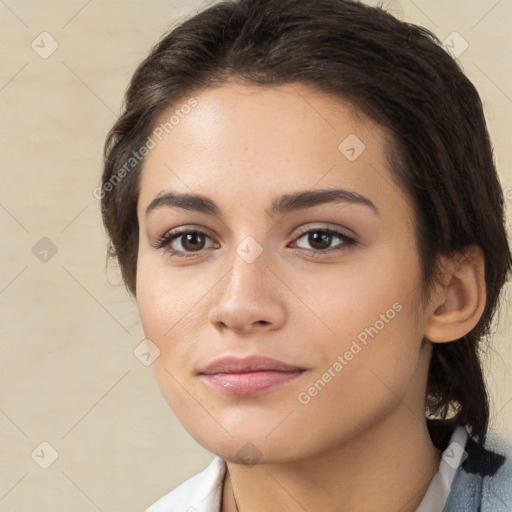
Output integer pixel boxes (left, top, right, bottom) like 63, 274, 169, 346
185, 424, 311, 466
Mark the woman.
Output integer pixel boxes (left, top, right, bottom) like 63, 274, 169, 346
100, 0, 511, 510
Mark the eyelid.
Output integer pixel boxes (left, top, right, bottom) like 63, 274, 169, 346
152, 225, 218, 247
292, 222, 357, 240
288, 225, 358, 251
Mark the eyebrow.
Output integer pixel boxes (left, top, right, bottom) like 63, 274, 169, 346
145, 188, 379, 217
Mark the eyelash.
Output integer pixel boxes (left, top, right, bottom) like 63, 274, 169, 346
153, 226, 358, 259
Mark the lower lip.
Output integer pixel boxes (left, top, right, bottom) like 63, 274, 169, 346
201, 370, 304, 395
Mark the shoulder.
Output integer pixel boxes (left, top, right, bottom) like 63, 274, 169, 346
444, 427, 512, 512
145, 456, 227, 512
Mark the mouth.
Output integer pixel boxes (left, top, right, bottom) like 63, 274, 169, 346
198, 355, 307, 395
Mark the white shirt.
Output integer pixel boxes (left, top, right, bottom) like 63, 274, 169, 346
145, 426, 469, 512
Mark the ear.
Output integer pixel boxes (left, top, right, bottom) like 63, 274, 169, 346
424, 245, 486, 343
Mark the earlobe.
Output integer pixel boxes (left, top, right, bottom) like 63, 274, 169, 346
424, 246, 486, 344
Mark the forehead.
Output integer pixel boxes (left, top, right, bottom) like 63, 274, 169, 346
137, 82, 405, 217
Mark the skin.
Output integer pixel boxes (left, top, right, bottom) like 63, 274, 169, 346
135, 82, 486, 511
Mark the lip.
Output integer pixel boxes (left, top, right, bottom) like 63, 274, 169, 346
200, 355, 304, 374
198, 355, 307, 395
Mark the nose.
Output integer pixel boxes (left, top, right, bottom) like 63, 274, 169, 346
208, 246, 287, 335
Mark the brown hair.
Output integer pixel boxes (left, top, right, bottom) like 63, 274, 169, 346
100, 0, 511, 441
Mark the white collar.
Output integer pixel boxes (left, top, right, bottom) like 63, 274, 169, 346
145, 456, 226, 512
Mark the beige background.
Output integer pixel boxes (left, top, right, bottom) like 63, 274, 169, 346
0, 1, 511, 511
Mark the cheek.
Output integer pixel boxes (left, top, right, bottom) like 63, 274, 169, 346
135, 252, 224, 394
300, 247, 425, 391
136, 262, 200, 412
301, 247, 420, 340
136, 252, 205, 340
295, 300, 425, 440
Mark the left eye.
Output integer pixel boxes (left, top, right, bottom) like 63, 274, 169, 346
292, 229, 356, 252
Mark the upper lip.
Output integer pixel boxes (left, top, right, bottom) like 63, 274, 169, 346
199, 355, 305, 375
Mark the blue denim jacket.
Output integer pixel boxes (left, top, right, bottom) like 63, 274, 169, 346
423, 419, 512, 512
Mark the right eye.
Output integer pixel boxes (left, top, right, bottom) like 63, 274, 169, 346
155, 229, 220, 258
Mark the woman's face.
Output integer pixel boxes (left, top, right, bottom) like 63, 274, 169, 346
136, 82, 433, 463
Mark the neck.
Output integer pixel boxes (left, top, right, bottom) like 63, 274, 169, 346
222, 407, 440, 512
